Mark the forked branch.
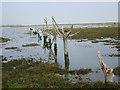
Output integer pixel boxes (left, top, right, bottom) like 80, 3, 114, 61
69, 31, 80, 37
97, 51, 107, 71
52, 16, 64, 35
44, 17, 48, 30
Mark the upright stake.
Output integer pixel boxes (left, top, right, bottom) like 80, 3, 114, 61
52, 17, 80, 70
97, 51, 114, 83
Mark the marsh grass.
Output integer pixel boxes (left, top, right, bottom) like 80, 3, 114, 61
2, 59, 72, 88
1, 22, 118, 27
69, 27, 118, 40
69, 69, 92, 75
45, 27, 118, 40
5, 47, 18, 50
2, 59, 120, 88
109, 54, 120, 57
0, 37, 11, 43
113, 67, 120, 75
22, 43, 40, 47
4, 82, 24, 88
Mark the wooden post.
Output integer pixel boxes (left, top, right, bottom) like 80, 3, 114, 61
44, 17, 48, 30
48, 36, 58, 63
43, 36, 48, 49
52, 16, 80, 70
63, 37, 68, 55
97, 51, 114, 83
54, 43, 57, 63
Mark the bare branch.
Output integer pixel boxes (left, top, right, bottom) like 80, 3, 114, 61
69, 31, 80, 37
52, 16, 64, 35
97, 51, 107, 71
66, 30, 72, 38
52, 19, 60, 35
97, 51, 114, 82
50, 36, 55, 46
48, 48, 57, 61
44, 17, 48, 30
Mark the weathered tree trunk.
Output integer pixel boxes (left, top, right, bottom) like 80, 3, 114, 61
63, 37, 69, 70
54, 36, 57, 45
64, 53, 69, 70
48, 38, 52, 49
54, 43, 57, 63
54, 43, 57, 56
63, 38, 68, 55
97, 51, 114, 83
37, 33, 42, 41
43, 36, 48, 49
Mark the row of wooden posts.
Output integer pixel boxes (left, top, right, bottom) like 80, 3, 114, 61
30, 16, 114, 83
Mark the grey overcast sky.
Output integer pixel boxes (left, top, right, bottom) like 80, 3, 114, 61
2, 2, 118, 25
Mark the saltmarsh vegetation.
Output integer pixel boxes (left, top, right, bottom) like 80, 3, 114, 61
22, 43, 40, 47
69, 27, 118, 40
46, 27, 119, 51
0, 37, 11, 43
46, 27, 119, 44
2, 59, 120, 88
69, 27, 119, 47
113, 66, 120, 75
5, 47, 18, 50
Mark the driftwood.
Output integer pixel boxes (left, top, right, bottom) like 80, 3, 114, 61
44, 17, 48, 30
97, 51, 114, 83
52, 16, 81, 70
52, 16, 73, 70
48, 45, 57, 63
44, 17, 58, 63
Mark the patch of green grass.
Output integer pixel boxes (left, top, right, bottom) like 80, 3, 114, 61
77, 68, 92, 75
2, 58, 120, 88
113, 66, 120, 75
2, 59, 72, 88
45, 27, 119, 41
4, 82, 24, 88
5, 47, 18, 50
69, 27, 118, 40
69, 69, 92, 75
73, 81, 120, 88
22, 43, 40, 47
0, 37, 11, 43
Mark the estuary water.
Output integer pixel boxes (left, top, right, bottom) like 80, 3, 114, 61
1, 26, 119, 82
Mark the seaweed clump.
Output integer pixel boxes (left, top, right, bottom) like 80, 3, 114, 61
113, 66, 120, 75
22, 43, 40, 47
0, 37, 11, 43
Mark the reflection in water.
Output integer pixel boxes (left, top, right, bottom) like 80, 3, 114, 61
48, 38, 52, 49
64, 54, 69, 70
54, 43, 57, 63
53, 36, 58, 63
43, 36, 48, 49
42, 35, 58, 63
37, 33, 42, 42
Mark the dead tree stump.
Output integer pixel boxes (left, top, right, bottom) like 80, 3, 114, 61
97, 51, 114, 83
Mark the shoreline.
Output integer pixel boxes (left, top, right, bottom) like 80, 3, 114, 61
0, 22, 118, 27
